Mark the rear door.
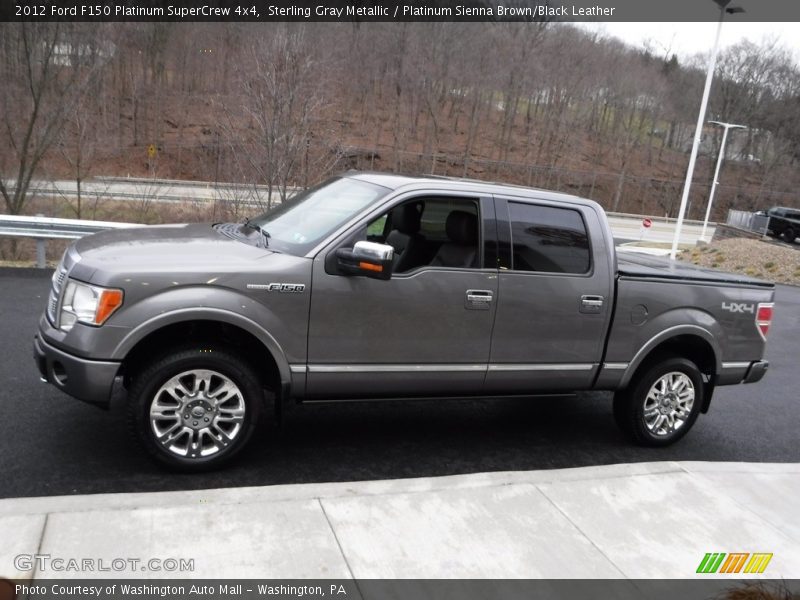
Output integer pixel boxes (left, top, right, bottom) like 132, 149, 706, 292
486, 196, 613, 392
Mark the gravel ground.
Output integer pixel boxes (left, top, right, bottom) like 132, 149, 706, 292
679, 238, 800, 286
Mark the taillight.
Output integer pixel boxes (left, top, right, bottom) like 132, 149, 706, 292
756, 303, 774, 341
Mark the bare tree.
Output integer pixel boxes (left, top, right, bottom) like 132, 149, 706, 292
57, 84, 102, 218
0, 23, 100, 215
223, 26, 328, 210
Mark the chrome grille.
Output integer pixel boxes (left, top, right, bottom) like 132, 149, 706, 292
47, 293, 59, 322
47, 258, 69, 325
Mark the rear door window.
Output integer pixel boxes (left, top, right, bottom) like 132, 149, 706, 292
508, 202, 591, 274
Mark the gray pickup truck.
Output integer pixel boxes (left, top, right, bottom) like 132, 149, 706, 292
34, 172, 775, 470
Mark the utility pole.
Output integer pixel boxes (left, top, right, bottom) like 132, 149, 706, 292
669, 0, 744, 259
700, 120, 747, 242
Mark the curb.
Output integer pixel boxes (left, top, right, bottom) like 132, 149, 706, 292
2, 461, 799, 517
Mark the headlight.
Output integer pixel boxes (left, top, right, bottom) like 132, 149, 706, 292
59, 280, 124, 331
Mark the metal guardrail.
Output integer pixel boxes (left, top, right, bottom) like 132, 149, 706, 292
0, 214, 137, 268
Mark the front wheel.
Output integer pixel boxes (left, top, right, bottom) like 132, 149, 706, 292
613, 356, 703, 447
782, 228, 796, 243
128, 347, 262, 471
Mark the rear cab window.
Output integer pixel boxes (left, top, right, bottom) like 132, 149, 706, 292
506, 201, 591, 274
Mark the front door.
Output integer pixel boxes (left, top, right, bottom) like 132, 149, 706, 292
304, 195, 498, 399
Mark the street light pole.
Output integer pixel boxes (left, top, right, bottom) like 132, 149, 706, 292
700, 120, 747, 242
668, 0, 743, 260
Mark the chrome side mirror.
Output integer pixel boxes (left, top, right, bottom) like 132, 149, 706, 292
336, 241, 394, 280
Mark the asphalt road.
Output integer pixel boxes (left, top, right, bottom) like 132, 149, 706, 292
1, 268, 798, 499
9, 178, 284, 206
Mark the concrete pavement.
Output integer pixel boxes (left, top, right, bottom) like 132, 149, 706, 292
2, 461, 798, 580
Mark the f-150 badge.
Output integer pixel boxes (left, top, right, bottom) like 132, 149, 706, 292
247, 283, 306, 293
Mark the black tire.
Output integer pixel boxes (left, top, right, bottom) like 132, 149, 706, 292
128, 346, 262, 472
613, 355, 703, 447
782, 228, 796, 243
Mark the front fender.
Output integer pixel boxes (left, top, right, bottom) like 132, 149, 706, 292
109, 286, 304, 387
113, 307, 291, 385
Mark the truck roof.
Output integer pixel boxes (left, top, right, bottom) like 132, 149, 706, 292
345, 170, 591, 206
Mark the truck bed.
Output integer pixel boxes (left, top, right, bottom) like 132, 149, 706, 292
616, 252, 774, 288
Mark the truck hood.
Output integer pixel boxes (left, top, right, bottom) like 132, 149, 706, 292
70, 223, 274, 278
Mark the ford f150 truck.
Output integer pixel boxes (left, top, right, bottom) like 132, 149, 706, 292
34, 172, 775, 470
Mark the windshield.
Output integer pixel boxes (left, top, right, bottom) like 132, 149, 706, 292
248, 177, 390, 255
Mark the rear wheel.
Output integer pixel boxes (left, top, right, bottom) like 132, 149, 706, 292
613, 356, 703, 447
782, 228, 796, 243
128, 347, 262, 471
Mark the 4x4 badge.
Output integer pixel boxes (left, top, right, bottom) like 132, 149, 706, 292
721, 302, 755, 314
247, 283, 306, 293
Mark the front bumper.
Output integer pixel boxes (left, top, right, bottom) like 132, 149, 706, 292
33, 333, 120, 409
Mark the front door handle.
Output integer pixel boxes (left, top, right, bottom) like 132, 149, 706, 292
580, 294, 604, 314
466, 289, 493, 310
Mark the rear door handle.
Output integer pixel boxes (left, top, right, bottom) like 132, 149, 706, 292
466, 289, 493, 310
580, 295, 604, 314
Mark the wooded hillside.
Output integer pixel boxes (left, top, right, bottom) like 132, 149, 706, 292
1, 22, 799, 220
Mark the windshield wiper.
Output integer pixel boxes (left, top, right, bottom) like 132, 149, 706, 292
243, 218, 271, 248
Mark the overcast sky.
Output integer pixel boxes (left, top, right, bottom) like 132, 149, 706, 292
578, 22, 800, 63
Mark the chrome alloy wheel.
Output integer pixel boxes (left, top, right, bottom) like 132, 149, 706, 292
149, 369, 245, 458
642, 371, 695, 436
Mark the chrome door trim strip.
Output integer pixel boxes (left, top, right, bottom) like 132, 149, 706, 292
487, 363, 594, 372
305, 363, 596, 374
308, 364, 486, 373
603, 362, 629, 370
